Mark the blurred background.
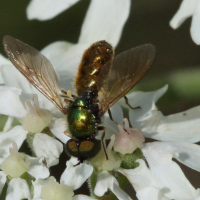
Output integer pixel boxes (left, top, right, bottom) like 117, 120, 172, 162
0, 0, 200, 198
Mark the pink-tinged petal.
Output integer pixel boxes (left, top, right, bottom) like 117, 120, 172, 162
6, 178, 31, 200
94, 171, 131, 200
33, 133, 63, 167
0, 126, 28, 164
27, 157, 50, 179
136, 187, 171, 200
26, 0, 80, 20
142, 142, 196, 200
73, 195, 96, 200
0, 171, 7, 195
170, 0, 199, 29
49, 118, 70, 143
61, 161, 93, 190
0, 86, 27, 118
41, 42, 89, 92
119, 160, 159, 192
115, 121, 144, 154
79, 0, 131, 47
191, 1, 200, 44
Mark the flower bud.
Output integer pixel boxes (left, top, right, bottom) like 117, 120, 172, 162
41, 177, 74, 200
1, 143, 31, 178
22, 94, 52, 133
90, 135, 122, 171
114, 118, 145, 154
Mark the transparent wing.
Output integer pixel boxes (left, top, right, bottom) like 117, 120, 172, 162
3, 35, 65, 113
96, 44, 155, 114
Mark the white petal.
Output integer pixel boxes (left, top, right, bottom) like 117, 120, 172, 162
0, 54, 10, 84
60, 161, 93, 190
26, 0, 79, 20
79, 0, 130, 47
136, 187, 171, 200
0, 54, 10, 65
150, 142, 200, 173
27, 157, 50, 179
1, 65, 30, 91
0, 126, 28, 164
3, 116, 14, 132
32, 178, 50, 199
94, 171, 131, 200
6, 178, 31, 200
191, 1, 200, 44
123, 85, 200, 143
1, 65, 61, 115
103, 103, 124, 139
0, 171, 7, 195
138, 105, 200, 143
33, 133, 63, 167
41, 42, 89, 92
73, 195, 96, 200
118, 85, 168, 114
170, 0, 199, 29
142, 142, 196, 200
0, 86, 27, 118
49, 118, 70, 143
119, 160, 158, 192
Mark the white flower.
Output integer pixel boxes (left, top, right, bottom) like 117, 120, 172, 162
32, 162, 95, 200
114, 118, 145, 154
0, 87, 63, 167
26, 0, 80, 21
170, 0, 200, 45
115, 85, 200, 199
0, 143, 49, 199
90, 135, 122, 171
90, 85, 200, 200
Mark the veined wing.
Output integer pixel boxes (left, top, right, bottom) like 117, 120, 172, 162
3, 35, 65, 113
96, 44, 155, 114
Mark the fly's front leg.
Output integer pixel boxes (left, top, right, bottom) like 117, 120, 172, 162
98, 126, 108, 160
124, 95, 140, 109
61, 90, 77, 99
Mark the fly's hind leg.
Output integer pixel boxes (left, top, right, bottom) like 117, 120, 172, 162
98, 126, 108, 160
124, 95, 140, 109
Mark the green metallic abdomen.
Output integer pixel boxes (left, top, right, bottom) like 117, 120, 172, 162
67, 107, 97, 138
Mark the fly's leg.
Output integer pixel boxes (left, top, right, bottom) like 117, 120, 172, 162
109, 107, 128, 132
98, 126, 108, 160
124, 95, 140, 109
108, 109, 118, 125
60, 90, 77, 99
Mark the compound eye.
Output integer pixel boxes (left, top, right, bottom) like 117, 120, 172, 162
65, 139, 101, 161
65, 139, 79, 158
79, 139, 101, 159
